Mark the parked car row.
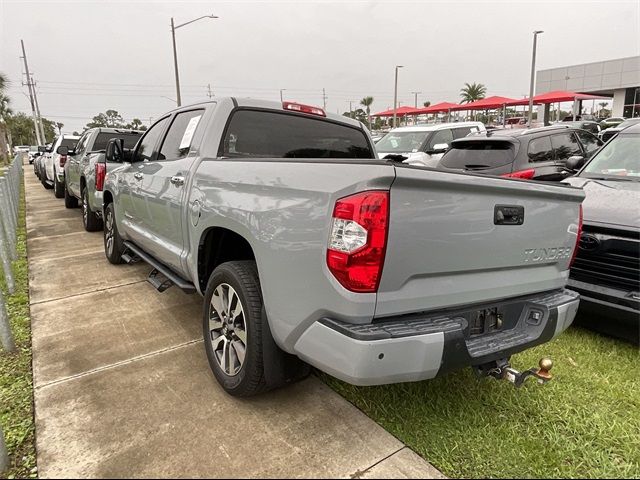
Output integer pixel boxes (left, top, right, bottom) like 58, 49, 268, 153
31, 98, 636, 398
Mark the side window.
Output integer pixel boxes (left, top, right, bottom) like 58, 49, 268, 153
157, 110, 204, 161
74, 133, 90, 156
551, 133, 582, 161
576, 130, 601, 155
132, 117, 170, 163
527, 136, 554, 162
427, 129, 454, 151
452, 127, 478, 139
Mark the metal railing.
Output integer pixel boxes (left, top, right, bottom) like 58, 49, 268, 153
0, 153, 23, 473
0, 153, 23, 353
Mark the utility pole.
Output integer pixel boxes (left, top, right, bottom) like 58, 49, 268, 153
349, 100, 353, 118
20, 40, 43, 145
207, 83, 214, 99
31, 75, 46, 143
411, 91, 421, 108
322, 88, 327, 110
280, 89, 286, 102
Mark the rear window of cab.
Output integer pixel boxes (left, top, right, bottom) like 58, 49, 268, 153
220, 109, 374, 159
440, 140, 516, 169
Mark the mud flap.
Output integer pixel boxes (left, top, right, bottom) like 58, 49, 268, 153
261, 307, 311, 388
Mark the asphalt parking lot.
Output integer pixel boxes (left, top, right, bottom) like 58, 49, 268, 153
24, 167, 444, 478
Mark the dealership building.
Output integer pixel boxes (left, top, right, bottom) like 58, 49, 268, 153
536, 55, 640, 118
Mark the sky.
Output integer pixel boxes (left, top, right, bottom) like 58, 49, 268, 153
1, 0, 639, 133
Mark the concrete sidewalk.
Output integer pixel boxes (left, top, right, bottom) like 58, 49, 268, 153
25, 168, 444, 478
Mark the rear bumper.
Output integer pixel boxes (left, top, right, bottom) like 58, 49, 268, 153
294, 289, 579, 386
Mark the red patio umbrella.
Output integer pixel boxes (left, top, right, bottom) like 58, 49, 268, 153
371, 106, 420, 117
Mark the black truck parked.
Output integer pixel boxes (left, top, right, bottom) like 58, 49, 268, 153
563, 123, 640, 344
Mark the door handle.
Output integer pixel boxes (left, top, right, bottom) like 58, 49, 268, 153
134, 172, 143, 180
170, 176, 185, 186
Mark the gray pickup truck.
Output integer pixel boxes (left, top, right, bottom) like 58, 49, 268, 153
60, 127, 143, 231
102, 98, 584, 396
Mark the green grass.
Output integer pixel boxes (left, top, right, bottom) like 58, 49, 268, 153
325, 328, 639, 478
0, 185, 37, 478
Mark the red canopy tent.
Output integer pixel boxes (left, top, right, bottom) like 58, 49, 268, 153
450, 96, 529, 111
371, 106, 420, 117
412, 102, 460, 114
530, 90, 607, 103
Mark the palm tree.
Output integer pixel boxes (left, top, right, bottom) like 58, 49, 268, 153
460, 82, 487, 103
360, 96, 374, 128
598, 101, 609, 119
56, 122, 64, 135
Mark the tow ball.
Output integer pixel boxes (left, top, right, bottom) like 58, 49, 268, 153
476, 358, 553, 387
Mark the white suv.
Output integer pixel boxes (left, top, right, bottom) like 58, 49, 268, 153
42, 134, 80, 196
375, 122, 485, 167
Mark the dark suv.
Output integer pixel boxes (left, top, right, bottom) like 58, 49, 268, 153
437, 125, 603, 181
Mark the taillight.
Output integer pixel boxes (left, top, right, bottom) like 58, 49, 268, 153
327, 191, 389, 293
95, 163, 106, 192
59, 155, 68, 167
569, 205, 583, 268
283, 101, 326, 117
501, 168, 535, 180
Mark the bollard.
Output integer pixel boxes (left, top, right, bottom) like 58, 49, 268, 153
0, 287, 16, 353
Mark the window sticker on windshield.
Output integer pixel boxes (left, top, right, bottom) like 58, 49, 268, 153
179, 115, 202, 150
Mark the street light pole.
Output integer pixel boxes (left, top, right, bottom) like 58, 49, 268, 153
280, 89, 286, 102
171, 14, 218, 107
527, 30, 543, 127
393, 65, 403, 128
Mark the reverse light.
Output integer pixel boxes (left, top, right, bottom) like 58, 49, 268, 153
283, 101, 326, 117
569, 204, 583, 268
95, 162, 106, 192
501, 168, 535, 180
327, 191, 389, 293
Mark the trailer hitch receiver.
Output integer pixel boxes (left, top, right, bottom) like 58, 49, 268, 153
476, 357, 553, 387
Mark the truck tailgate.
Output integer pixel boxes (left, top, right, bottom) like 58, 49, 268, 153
376, 167, 585, 317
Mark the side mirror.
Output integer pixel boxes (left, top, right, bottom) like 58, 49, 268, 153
105, 138, 125, 163
428, 143, 449, 154
566, 155, 585, 171
57, 145, 68, 155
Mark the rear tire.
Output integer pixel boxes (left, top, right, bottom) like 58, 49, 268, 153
54, 175, 64, 198
41, 175, 53, 190
82, 187, 103, 232
103, 203, 125, 264
203, 261, 270, 397
64, 180, 78, 208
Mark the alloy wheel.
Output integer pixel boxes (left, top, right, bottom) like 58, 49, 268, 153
208, 283, 247, 376
82, 191, 88, 226
105, 209, 114, 255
